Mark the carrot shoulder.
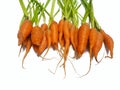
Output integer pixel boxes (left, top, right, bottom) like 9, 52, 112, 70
41, 23, 48, 31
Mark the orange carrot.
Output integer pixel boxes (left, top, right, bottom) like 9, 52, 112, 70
17, 20, 33, 46
81, 31, 103, 77
70, 24, 76, 50
58, 19, 64, 48
33, 44, 39, 54
77, 23, 90, 58
74, 27, 78, 52
100, 29, 114, 58
22, 36, 32, 68
42, 30, 51, 58
93, 31, 103, 62
61, 20, 70, 76
31, 26, 43, 46
50, 21, 59, 50
37, 32, 48, 56
41, 23, 48, 31
89, 28, 97, 60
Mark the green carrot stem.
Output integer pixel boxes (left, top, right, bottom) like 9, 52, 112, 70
90, 0, 95, 28
19, 0, 28, 17
49, 0, 56, 26
82, 9, 89, 24
94, 18, 101, 30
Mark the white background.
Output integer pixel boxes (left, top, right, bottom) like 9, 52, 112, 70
0, 0, 120, 90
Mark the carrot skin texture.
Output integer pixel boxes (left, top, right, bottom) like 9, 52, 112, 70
70, 25, 76, 51
77, 23, 90, 58
58, 19, 64, 48
43, 30, 52, 58
50, 21, 59, 50
31, 26, 43, 46
17, 20, 33, 46
37, 33, 48, 56
41, 23, 48, 31
74, 27, 78, 51
89, 28, 97, 60
100, 30, 114, 58
93, 31, 103, 62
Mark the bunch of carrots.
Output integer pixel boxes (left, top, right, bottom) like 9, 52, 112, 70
17, 0, 114, 77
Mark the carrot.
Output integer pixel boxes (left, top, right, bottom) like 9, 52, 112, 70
81, 31, 103, 77
22, 36, 32, 68
42, 30, 51, 59
17, 20, 33, 46
50, 21, 59, 50
89, 28, 97, 61
70, 24, 76, 50
31, 26, 43, 46
61, 20, 70, 77
76, 23, 90, 58
72, 27, 79, 57
93, 31, 103, 62
74, 27, 78, 50
58, 19, 64, 49
37, 32, 48, 56
100, 29, 114, 58
41, 23, 48, 31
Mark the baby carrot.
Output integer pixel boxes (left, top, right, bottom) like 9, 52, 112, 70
77, 23, 90, 58
17, 20, 33, 46
100, 29, 114, 58
89, 28, 97, 61
62, 20, 70, 76
93, 31, 103, 62
58, 19, 64, 49
50, 21, 59, 50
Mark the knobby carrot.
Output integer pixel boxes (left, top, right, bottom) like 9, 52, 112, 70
100, 29, 114, 58
31, 26, 43, 46
77, 23, 90, 58
50, 21, 59, 50
17, 20, 33, 46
